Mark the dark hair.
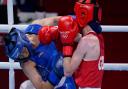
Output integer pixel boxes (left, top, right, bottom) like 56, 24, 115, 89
88, 20, 102, 34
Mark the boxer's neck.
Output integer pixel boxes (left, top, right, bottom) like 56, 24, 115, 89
82, 25, 94, 36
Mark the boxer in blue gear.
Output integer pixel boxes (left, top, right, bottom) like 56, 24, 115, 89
25, 24, 76, 89
24, 24, 60, 81
4, 25, 76, 89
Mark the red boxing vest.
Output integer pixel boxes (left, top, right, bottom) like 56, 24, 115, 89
74, 32, 104, 88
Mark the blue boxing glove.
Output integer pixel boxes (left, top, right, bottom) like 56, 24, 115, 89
48, 56, 76, 89
56, 77, 76, 89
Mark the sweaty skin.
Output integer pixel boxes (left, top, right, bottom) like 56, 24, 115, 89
32, 16, 62, 26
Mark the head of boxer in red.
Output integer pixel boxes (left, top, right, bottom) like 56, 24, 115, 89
74, 0, 102, 28
74, 0, 102, 35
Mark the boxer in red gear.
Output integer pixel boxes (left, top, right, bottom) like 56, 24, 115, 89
62, 0, 104, 89
63, 24, 104, 89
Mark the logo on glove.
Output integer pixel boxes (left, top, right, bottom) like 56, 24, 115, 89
59, 31, 70, 39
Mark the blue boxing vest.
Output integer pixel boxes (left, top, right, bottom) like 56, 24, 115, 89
30, 41, 62, 81
28, 42, 76, 89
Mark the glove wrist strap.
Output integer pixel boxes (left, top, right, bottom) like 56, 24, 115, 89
63, 46, 73, 57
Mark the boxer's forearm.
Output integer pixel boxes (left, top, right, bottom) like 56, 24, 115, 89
21, 61, 54, 89
32, 16, 62, 26
63, 57, 74, 76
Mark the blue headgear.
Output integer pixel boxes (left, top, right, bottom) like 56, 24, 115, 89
4, 28, 33, 61
25, 24, 42, 35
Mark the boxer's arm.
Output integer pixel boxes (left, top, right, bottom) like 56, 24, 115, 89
32, 16, 62, 26
63, 37, 87, 76
21, 60, 54, 89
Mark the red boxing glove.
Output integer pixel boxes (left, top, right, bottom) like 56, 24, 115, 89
38, 26, 59, 44
58, 16, 79, 57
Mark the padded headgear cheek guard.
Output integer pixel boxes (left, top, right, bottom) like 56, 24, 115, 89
74, 0, 102, 27
4, 28, 33, 61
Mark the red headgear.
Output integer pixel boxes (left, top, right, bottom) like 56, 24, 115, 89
74, 0, 102, 27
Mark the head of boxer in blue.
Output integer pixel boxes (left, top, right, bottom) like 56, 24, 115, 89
25, 24, 42, 48
4, 28, 33, 62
